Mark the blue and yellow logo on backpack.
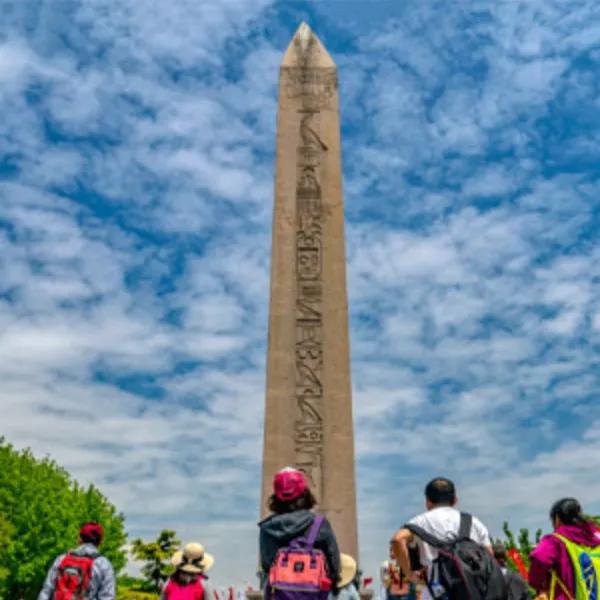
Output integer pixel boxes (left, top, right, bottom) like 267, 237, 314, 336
551, 534, 600, 600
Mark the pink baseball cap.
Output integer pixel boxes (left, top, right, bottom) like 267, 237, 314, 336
274, 467, 307, 501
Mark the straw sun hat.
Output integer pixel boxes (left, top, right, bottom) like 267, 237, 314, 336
339, 553, 358, 588
171, 543, 215, 574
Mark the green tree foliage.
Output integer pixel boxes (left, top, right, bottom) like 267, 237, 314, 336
131, 530, 180, 592
0, 438, 127, 599
116, 575, 160, 599
0, 514, 15, 591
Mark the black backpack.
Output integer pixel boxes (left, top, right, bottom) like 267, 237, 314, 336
405, 513, 508, 600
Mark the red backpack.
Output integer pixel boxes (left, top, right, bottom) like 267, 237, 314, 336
54, 552, 97, 600
163, 578, 205, 600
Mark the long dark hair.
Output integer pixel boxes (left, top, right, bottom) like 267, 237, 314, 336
268, 489, 317, 514
550, 498, 586, 526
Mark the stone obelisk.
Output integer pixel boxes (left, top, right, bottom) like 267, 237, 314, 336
261, 23, 358, 560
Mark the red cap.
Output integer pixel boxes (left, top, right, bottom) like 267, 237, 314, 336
80, 522, 104, 544
274, 467, 307, 501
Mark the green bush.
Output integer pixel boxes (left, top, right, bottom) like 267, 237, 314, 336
117, 575, 161, 599
0, 437, 127, 599
116, 589, 160, 600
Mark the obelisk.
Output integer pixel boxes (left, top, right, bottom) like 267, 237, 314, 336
261, 23, 358, 560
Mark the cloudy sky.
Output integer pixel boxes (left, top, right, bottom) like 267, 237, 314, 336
1, 0, 599, 585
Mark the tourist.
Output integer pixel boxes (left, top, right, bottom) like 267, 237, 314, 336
492, 543, 529, 600
259, 467, 341, 588
333, 554, 360, 600
381, 543, 417, 600
162, 542, 215, 600
38, 522, 115, 600
390, 477, 495, 600
529, 498, 600, 599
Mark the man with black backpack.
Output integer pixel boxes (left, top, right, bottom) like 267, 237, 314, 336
38, 522, 116, 600
391, 478, 507, 600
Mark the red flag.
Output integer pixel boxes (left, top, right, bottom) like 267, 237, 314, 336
507, 547, 528, 580
363, 577, 373, 588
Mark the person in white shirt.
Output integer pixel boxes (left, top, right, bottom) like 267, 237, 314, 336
390, 477, 491, 600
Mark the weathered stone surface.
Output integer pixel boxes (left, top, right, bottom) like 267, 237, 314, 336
261, 22, 358, 560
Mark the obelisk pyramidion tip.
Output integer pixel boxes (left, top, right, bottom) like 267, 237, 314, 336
280, 22, 336, 68
297, 21, 312, 52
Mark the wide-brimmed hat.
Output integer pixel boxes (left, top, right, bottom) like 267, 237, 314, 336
171, 543, 215, 574
339, 553, 357, 588
274, 467, 307, 501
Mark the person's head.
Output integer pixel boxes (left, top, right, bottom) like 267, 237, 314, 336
79, 522, 104, 547
550, 498, 585, 529
492, 542, 507, 566
171, 543, 214, 584
425, 477, 457, 510
268, 467, 317, 514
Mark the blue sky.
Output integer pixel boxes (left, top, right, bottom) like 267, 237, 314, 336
1, 0, 599, 586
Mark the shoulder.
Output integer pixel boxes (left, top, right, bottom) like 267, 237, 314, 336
537, 532, 561, 546
407, 510, 429, 527
316, 514, 335, 532
259, 514, 276, 527
53, 553, 67, 569
93, 555, 114, 572
530, 533, 561, 559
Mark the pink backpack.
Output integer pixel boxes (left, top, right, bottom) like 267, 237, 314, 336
163, 578, 204, 600
268, 515, 331, 600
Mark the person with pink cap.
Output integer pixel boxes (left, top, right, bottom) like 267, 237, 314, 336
259, 467, 341, 591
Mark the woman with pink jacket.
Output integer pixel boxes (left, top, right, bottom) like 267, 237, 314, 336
529, 498, 600, 599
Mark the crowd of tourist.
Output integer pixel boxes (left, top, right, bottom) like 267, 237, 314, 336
37, 470, 600, 600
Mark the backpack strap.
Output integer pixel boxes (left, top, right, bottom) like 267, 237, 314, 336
403, 523, 445, 549
305, 514, 325, 550
550, 570, 574, 600
458, 512, 472, 540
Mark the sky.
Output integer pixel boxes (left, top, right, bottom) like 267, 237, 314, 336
1, 0, 599, 586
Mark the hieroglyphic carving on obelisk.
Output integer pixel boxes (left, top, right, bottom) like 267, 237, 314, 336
261, 22, 358, 559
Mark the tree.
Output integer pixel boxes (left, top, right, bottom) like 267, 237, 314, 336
0, 515, 14, 592
0, 437, 127, 599
131, 530, 180, 592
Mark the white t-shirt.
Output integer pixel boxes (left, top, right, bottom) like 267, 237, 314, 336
407, 507, 491, 600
